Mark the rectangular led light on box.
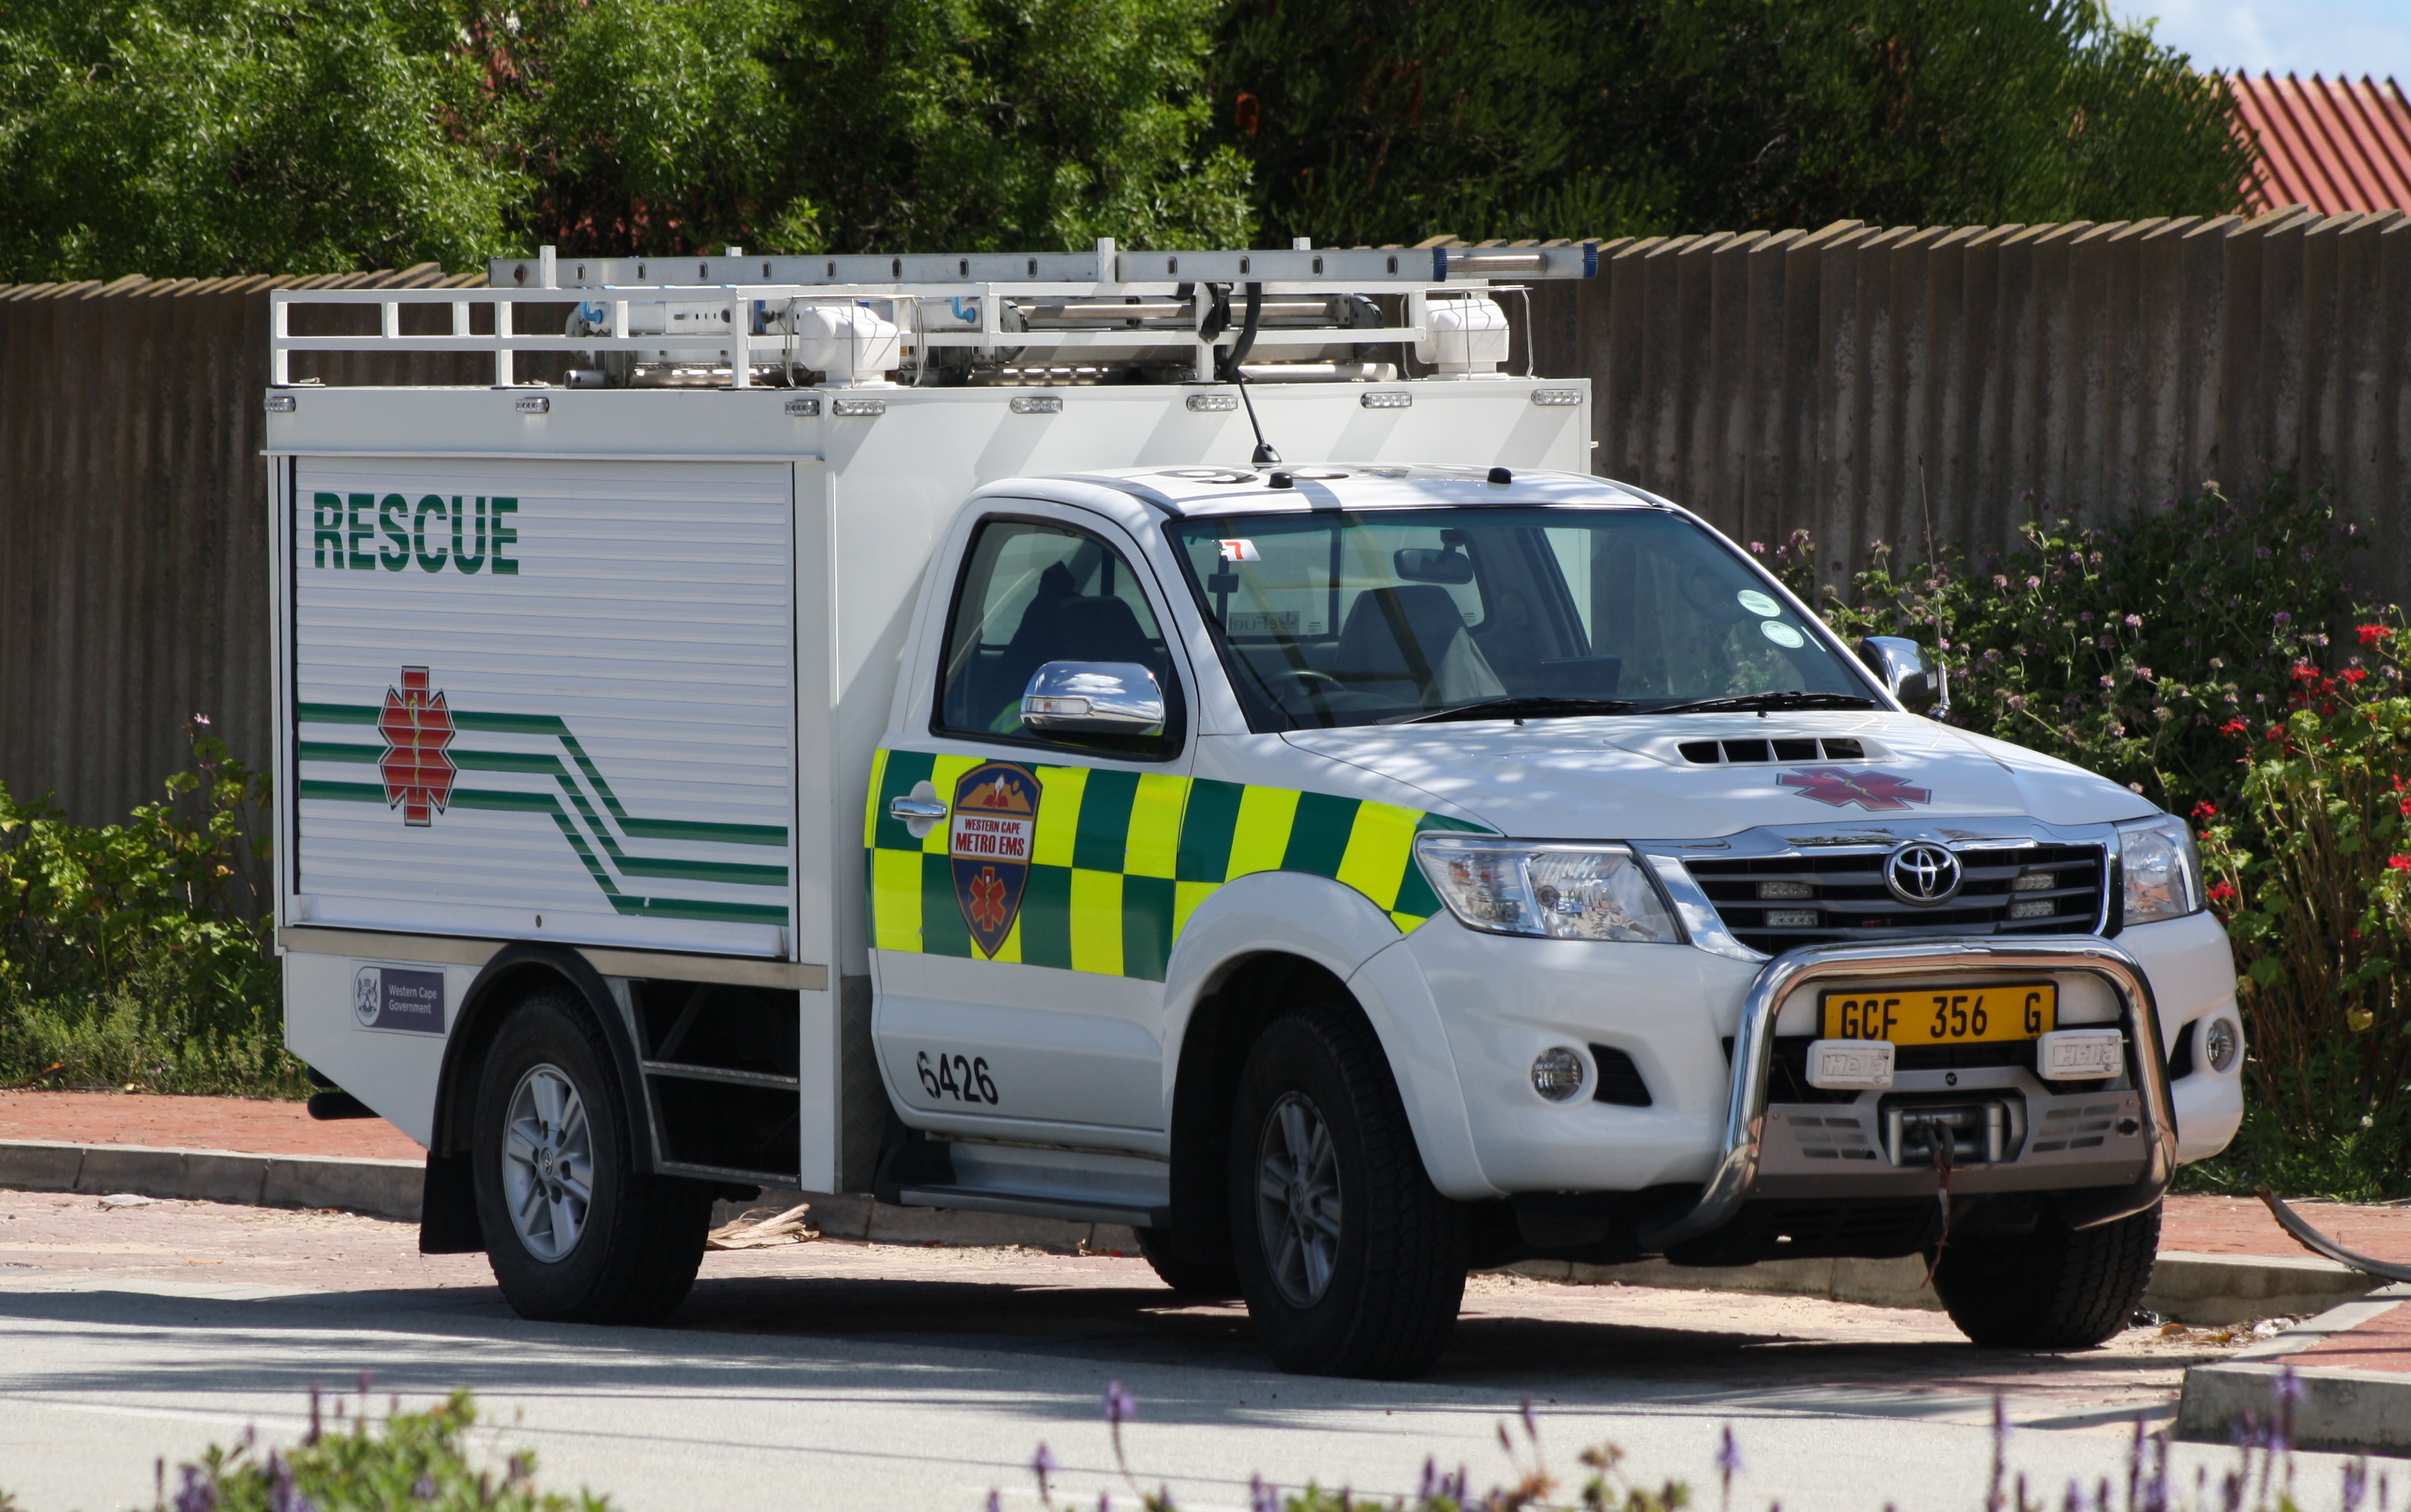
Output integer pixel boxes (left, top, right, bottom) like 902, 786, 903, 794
1009, 395, 1062, 415
1186, 393, 1240, 413
1360, 391, 1412, 409
264, 394, 297, 413
2037, 1029, 2122, 1080
1805, 1038, 1894, 1089
1530, 388, 1582, 406
831, 397, 886, 417
784, 395, 821, 416
513, 395, 550, 414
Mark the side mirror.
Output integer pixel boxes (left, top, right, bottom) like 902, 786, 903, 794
1857, 636, 1935, 711
1022, 661, 1167, 735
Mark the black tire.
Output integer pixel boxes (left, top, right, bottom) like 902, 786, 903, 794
1227, 1002, 1468, 1378
1135, 1227, 1242, 1299
471, 986, 711, 1325
1931, 1199, 2163, 1349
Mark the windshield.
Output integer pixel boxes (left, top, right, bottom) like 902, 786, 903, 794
1166, 507, 1874, 729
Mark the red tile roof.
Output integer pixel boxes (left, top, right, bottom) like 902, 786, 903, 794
2228, 72, 2411, 213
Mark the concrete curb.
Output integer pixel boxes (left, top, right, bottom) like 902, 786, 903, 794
2175, 1285, 2411, 1456
0, 1139, 423, 1221
1507, 1248, 2375, 1326
0, 1137, 2379, 1325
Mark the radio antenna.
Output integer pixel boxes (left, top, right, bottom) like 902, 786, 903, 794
1918, 456, 1951, 718
1215, 282, 1280, 466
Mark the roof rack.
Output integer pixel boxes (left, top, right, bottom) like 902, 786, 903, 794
271, 238, 1598, 389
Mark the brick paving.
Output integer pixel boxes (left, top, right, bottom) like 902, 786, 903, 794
0, 1091, 421, 1160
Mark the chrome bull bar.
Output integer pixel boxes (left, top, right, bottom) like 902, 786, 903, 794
1631, 937, 2179, 1254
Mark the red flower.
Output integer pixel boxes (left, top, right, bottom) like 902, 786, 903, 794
2343, 668, 2369, 684
2220, 718, 2249, 736
2358, 625, 2390, 644
2207, 882, 2238, 903
2391, 856, 2411, 872
2190, 801, 2218, 820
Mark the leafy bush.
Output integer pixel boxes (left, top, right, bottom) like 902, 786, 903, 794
1757, 481, 2411, 1197
0, 721, 301, 1097
156, 1387, 603, 1511
2191, 617, 2411, 1199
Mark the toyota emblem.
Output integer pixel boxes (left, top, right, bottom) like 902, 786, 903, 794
1884, 842, 1963, 905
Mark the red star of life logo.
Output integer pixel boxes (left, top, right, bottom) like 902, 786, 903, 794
1776, 766, 1932, 811
378, 667, 456, 827
967, 866, 1009, 935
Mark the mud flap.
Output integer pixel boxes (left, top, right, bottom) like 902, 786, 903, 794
419, 1150, 484, 1254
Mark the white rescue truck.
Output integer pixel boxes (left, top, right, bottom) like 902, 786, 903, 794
266, 243, 2245, 1378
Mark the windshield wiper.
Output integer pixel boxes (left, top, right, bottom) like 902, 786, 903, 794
1384, 696, 1638, 726
1641, 691, 1880, 716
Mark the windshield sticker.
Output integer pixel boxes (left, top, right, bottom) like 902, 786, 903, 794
1778, 768, 1933, 811
951, 761, 1041, 958
1218, 539, 1261, 562
1227, 610, 1301, 636
1760, 620, 1806, 648
1736, 589, 1780, 617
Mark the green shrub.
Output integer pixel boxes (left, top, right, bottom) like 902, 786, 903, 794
158, 1387, 603, 1511
1758, 481, 2411, 1197
0, 721, 301, 1097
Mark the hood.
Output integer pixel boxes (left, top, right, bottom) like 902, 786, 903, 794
1282, 711, 2155, 840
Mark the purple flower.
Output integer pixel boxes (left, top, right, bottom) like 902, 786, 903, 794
1098, 1493, 1112, 1512
414, 1477, 439, 1502
174, 1466, 218, 1512
2080, 611, 2094, 623
1518, 1397, 1537, 1442
988, 1493, 1005, 1512
2026, 577, 2041, 589
1033, 1442, 1060, 1502
1716, 1425, 1743, 1476
2124, 615, 2143, 629
1253, 1475, 1282, 1512
2274, 1363, 2304, 1403
2275, 611, 2292, 625
1104, 1381, 1136, 1427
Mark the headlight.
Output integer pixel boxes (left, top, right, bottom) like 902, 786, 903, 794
1413, 836, 1680, 942
2119, 813, 2203, 925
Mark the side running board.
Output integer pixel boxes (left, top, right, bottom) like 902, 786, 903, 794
2257, 1185, 2411, 1285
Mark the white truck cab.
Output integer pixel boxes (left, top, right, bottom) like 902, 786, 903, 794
268, 244, 2243, 1379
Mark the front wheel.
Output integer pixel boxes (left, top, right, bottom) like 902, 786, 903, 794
1227, 1003, 1467, 1378
1930, 1199, 2162, 1348
471, 987, 712, 1324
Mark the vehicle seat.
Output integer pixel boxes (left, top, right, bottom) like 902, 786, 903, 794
1331, 585, 1502, 703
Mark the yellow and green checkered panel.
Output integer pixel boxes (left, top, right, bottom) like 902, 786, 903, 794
864, 748, 1490, 982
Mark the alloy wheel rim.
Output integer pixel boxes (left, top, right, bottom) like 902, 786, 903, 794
1255, 1090, 1343, 1307
502, 1064, 593, 1262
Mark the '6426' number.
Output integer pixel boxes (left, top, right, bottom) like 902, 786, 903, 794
917, 1050, 998, 1105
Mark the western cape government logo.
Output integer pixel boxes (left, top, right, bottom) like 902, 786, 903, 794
950, 761, 1041, 957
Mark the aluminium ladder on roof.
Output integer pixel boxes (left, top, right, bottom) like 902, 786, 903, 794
270, 237, 1602, 389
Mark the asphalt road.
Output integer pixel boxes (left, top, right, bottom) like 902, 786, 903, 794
0, 1191, 2369, 1512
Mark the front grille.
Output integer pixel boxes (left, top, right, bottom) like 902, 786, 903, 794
1686, 843, 2105, 955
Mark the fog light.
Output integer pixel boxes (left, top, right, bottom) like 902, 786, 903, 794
2205, 1015, 2241, 1073
2008, 898, 2055, 919
1531, 1047, 1586, 1101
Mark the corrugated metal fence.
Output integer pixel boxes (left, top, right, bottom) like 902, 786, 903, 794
6, 205, 2410, 823
1525, 203, 2411, 608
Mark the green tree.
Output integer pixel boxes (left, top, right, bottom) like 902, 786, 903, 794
0, 0, 520, 281
1209, 0, 2255, 248
478, 0, 1254, 255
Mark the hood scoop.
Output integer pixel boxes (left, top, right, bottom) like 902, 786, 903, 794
1609, 732, 1899, 767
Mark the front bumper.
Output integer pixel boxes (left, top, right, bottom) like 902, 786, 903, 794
1633, 937, 2176, 1251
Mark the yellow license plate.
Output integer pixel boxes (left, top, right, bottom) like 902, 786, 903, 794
1820, 983, 2059, 1046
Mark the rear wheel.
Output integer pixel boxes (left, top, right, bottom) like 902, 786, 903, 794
1931, 1199, 2162, 1348
472, 987, 712, 1324
1227, 1003, 1467, 1378
1135, 1227, 1241, 1299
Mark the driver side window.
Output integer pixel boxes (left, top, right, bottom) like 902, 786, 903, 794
934, 517, 1184, 759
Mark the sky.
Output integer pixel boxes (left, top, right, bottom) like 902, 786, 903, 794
2120, 0, 2411, 81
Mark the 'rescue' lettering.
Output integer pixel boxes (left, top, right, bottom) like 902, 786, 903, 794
311, 492, 519, 573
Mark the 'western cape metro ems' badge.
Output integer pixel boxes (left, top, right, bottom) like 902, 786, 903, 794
950, 761, 1041, 957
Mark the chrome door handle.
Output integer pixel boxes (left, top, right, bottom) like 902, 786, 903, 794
889, 796, 949, 823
